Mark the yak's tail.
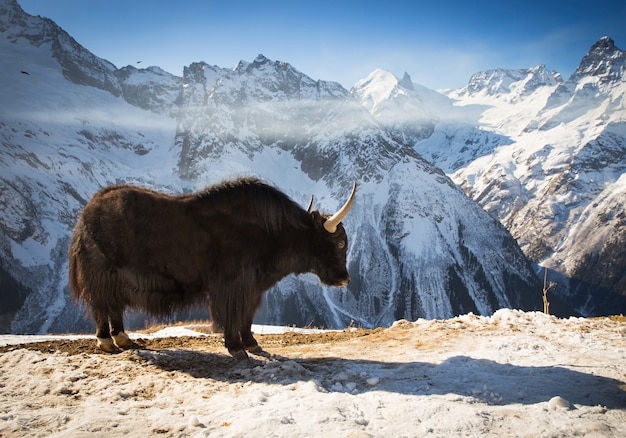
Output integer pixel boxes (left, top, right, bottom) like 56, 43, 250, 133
68, 222, 84, 304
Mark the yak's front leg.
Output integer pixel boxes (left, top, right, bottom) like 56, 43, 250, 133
215, 282, 260, 360
241, 293, 263, 353
241, 319, 261, 353
208, 299, 246, 359
224, 326, 248, 361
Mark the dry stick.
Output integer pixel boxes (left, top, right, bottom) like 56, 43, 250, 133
542, 267, 557, 315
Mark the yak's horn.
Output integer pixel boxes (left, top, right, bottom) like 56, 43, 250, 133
323, 182, 357, 233
306, 195, 314, 213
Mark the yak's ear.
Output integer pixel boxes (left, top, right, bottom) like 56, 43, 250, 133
309, 210, 325, 227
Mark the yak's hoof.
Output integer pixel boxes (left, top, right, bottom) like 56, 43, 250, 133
246, 344, 263, 354
229, 349, 249, 361
113, 332, 137, 349
97, 337, 121, 353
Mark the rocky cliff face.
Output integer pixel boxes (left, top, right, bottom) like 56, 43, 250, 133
397, 38, 626, 315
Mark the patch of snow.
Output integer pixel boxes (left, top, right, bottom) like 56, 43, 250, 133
0, 311, 624, 437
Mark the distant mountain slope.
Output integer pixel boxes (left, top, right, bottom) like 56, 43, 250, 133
0, 0, 182, 333
358, 38, 626, 315
166, 53, 545, 328
0, 0, 544, 333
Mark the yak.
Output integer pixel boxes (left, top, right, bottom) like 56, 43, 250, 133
69, 177, 356, 359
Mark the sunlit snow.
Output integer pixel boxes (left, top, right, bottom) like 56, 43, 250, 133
0, 310, 624, 437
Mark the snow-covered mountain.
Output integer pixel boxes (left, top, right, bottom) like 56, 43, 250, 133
172, 55, 548, 330
0, 0, 544, 334
359, 39, 626, 316
351, 69, 437, 147
0, 0, 183, 333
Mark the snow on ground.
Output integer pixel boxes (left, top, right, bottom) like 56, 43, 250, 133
0, 309, 625, 437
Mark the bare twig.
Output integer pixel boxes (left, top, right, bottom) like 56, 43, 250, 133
542, 267, 557, 315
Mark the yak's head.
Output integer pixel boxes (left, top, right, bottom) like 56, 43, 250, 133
308, 182, 356, 288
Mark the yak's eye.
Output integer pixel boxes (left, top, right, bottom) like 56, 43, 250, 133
338, 241, 346, 249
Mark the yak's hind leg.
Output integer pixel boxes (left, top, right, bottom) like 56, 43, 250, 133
73, 232, 129, 353
90, 272, 134, 352
95, 312, 136, 352
110, 314, 137, 350
95, 312, 120, 353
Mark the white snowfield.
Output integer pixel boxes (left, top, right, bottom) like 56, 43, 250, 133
1, 309, 625, 437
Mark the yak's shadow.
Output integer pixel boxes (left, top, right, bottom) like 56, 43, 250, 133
130, 347, 626, 409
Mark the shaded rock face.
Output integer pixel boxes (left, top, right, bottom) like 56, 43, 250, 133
571, 37, 626, 85
400, 38, 626, 316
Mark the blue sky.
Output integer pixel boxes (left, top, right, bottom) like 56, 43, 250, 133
19, 0, 626, 90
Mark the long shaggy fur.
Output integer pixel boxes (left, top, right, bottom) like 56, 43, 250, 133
69, 177, 351, 357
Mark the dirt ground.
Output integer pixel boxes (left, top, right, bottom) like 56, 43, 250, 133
2, 314, 622, 360
0, 327, 381, 358
0, 319, 471, 377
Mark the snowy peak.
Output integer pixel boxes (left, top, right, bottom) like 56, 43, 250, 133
571, 37, 626, 84
115, 65, 182, 117
1, 0, 181, 115
461, 65, 562, 99
0, 0, 29, 30
351, 69, 438, 123
351, 69, 415, 113
233, 53, 276, 74
423, 36, 626, 315
398, 72, 415, 90
1, 0, 119, 93
541, 38, 626, 129
176, 56, 416, 184
230, 53, 348, 100
351, 69, 440, 146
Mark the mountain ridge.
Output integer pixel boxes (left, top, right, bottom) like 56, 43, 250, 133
374, 37, 626, 315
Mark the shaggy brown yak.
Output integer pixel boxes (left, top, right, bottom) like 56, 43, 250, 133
69, 177, 356, 359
